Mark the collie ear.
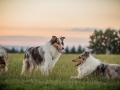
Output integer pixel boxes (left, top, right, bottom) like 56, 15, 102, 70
85, 51, 90, 57
61, 37, 65, 41
50, 36, 57, 44
52, 36, 57, 39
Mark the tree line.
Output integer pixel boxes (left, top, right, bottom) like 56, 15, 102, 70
5, 45, 85, 54
5, 28, 120, 54
64, 45, 85, 54
6, 47, 24, 53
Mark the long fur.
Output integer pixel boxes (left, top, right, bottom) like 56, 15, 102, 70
0, 46, 8, 75
97, 63, 120, 79
71, 52, 101, 79
21, 36, 65, 75
71, 51, 120, 79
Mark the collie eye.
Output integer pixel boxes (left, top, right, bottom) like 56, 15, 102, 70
57, 42, 60, 44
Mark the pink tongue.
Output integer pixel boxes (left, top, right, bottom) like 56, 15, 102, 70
58, 49, 62, 53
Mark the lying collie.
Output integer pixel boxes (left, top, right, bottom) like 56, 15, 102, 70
21, 36, 65, 75
71, 51, 120, 79
0, 46, 8, 75
94, 63, 120, 79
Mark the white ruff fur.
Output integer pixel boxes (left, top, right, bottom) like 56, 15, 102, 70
21, 36, 65, 76
40, 42, 61, 75
71, 54, 101, 79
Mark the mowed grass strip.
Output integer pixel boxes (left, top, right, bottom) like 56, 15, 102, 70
0, 54, 120, 90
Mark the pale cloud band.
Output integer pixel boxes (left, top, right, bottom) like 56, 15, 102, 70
0, 36, 89, 47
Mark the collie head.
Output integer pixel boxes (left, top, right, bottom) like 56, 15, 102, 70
72, 51, 90, 66
50, 36, 65, 53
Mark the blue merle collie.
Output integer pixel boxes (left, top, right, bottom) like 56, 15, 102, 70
21, 36, 65, 75
71, 51, 120, 79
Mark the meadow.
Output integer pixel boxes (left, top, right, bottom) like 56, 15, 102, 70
0, 54, 120, 90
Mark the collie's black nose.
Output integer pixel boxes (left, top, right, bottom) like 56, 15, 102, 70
72, 60, 74, 62
62, 47, 64, 50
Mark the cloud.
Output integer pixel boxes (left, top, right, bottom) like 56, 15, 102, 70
64, 37, 90, 47
0, 36, 90, 47
0, 36, 48, 41
70, 28, 102, 32
0, 36, 49, 46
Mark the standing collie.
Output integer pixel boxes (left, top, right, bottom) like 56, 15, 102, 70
71, 51, 120, 79
0, 46, 8, 75
21, 36, 65, 75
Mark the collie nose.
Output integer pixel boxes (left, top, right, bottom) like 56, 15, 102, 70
62, 47, 64, 50
72, 60, 74, 62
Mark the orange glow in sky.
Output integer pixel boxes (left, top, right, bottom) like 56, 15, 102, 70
0, 0, 120, 47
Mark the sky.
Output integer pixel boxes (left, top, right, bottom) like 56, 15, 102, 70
0, 0, 120, 47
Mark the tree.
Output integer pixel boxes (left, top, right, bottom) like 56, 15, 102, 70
77, 45, 83, 53
11, 47, 16, 53
65, 46, 70, 54
88, 28, 120, 54
5, 47, 19, 53
20, 47, 24, 53
70, 46, 76, 54
88, 30, 106, 54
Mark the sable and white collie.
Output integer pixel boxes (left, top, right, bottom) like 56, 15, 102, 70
0, 46, 8, 75
71, 51, 120, 79
21, 36, 65, 75
71, 51, 101, 79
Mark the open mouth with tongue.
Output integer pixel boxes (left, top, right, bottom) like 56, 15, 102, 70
57, 48, 62, 53
74, 62, 81, 66
72, 59, 83, 67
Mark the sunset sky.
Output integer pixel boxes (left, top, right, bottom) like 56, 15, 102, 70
0, 0, 120, 47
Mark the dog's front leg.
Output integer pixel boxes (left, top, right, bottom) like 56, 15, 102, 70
41, 54, 52, 76
49, 67, 52, 73
71, 71, 83, 79
71, 75, 83, 79
41, 63, 49, 76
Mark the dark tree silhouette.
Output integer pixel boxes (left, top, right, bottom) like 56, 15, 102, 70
64, 46, 70, 54
70, 46, 76, 54
88, 28, 120, 54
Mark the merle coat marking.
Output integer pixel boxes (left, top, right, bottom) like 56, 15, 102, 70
21, 36, 65, 75
99, 63, 120, 79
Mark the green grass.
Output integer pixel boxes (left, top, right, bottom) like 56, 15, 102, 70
0, 54, 120, 90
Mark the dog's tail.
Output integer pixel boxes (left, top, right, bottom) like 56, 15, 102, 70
21, 53, 30, 75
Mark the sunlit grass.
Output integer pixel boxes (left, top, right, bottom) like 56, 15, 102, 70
0, 54, 120, 90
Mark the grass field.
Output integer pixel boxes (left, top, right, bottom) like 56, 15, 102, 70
0, 54, 120, 90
